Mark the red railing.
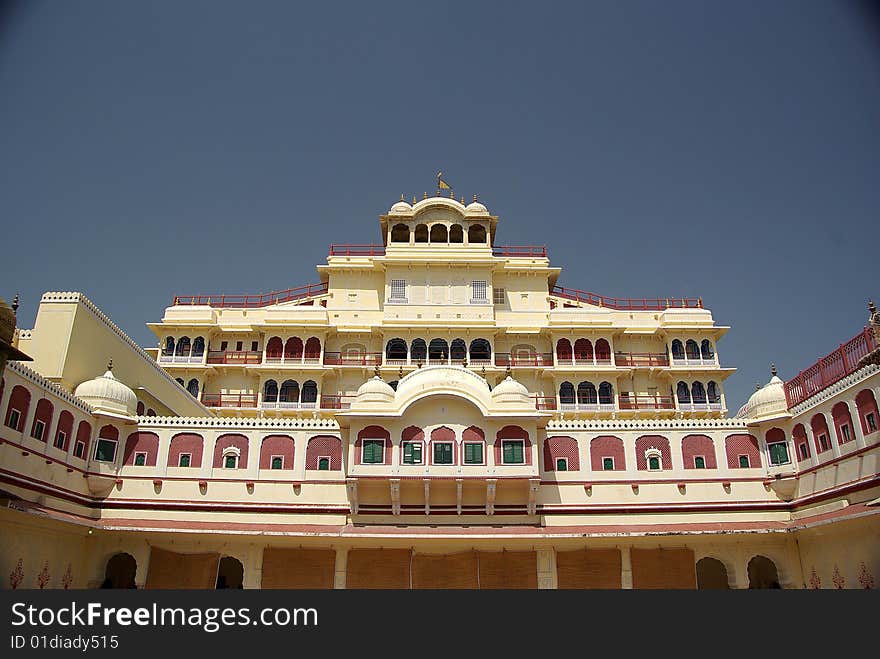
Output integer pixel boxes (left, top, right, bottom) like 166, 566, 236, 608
784, 327, 876, 408
323, 352, 383, 366
202, 393, 258, 408
618, 394, 675, 410
320, 394, 356, 410
206, 350, 262, 365
173, 282, 328, 308
265, 353, 321, 364
329, 244, 386, 256
495, 353, 554, 367
551, 285, 702, 311
533, 396, 558, 411
493, 245, 547, 258
614, 352, 670, 367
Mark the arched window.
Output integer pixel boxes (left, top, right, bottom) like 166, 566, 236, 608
449, 224, 463, 243
748, 555, 780, 589
54, 410, 73, 450
103, 553, 137, 589
163, 337, 175, 356
214, 434, 249, 470
175, 377, 185, 386
279, 380, 299, 403
691, 382, 706, 403
556, 338, 573, 363
792, 423, 809, 461
414, 224, 428, 243
573, 339, 593, 362
450, 338, 467, 361
30, 398, 53, 441
707, 381, 720, 404
595, 339, 611, 362
671, 339, 684, 360
811, 413, 831, 454
430, 224, 448, 243
216, 557, 244, 589
264, 380, 278, 403
700, 339, 714, 359
175, 336, 191, 356
386, 338, 407, 361
284, 337, 303, 360
469, 338, 491, 361
591, 435, 625, 471
468, 224, 486, 244
766, 427, 790, 465
831, 401, 854, 444
636, 435, 670, 471
696, 557, 730, 589
260, 434, 294, 470
390, 223, 409, 243
186, 379, 199, 398
301, 381, 318, 404
192, 336, 205, 356
559, 382, 575, 404
676, 381, 691, 404
577, 381, 597, 405
266, 337, 283, 359
856, 389, 879, 435
682, 434, 716, 469
428, 338, 448, 361
411, 338, 427, 362
304, 337, 321, 360
685, 340, 700, 360
598, 381, 614, 405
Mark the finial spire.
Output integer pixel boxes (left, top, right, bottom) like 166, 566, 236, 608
374, 363, 381, 378
423, 191, 428, 199
11, 294, 19, 315
505, 363, 512, 378
107, 358, 113, 372
400, 193, 405, 201
755, 382, 762, 391
473, 193, 478, 202
398, 366, 404, 379
869, 299, 877, 316
770, 362, 777, 376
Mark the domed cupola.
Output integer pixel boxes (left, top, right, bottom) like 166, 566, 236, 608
491, 370, 530, 406
389, 195, 413, 215
464, 194, 489, 216
355, 367, 396, 404
74, 360, 138, 418
741, 363, 790, 421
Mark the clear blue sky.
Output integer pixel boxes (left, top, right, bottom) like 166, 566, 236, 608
2, 0, 878, 409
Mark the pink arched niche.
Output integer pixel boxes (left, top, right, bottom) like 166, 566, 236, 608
810, 413, 831, 454
856, 389, 879, 435
724, 433, 761, 468
167, 433, 204, 467
259, 434, 295, 469
831, 402, 854, 445
31, 398, 54, 441
460, 426, 485, 464
306, 435, 342, 470
430, 426, 457, 465
494, 425, 532, 465
5, 384, 30, 431
792, 424, 810, 462
213, 433, 249, 468
556, 339, 573, 362
590, 435, 625, 471
544, 436, 579, 471
681, 434, 716, 469
73, 421, 92, 459
55, 410, 74, 450
354, 425, 391, 465
123, 432, 159, 466
400, 426, 424, 463
635, 435, 671, 470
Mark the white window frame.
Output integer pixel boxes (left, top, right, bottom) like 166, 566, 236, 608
738, 454, 750, 468
840, 423, 851, 442
361, 438, 385, 464
818, 433, 829, 452
270, 454, 285, 470
178, 452, 192, 467
693, 455, 706, 469
798, 443, 809, 460
7, 408, 21, 430
501, 439, 526, 465
463, 441, 485, 465
94, 438, 118, 463
73, 440, 85, 459
431, 441, 455, 466
767, 441, 790, 466
401, 441, 423, 465
645, 448, 662, 471
602, 456, 615, 471
32, 419, 46, 441
470, 280, 488, 304
866, 412, 877, 432
54, 430, 67, 450
317, 455, 331, 471
222, 447, 240, 469
134, 451, 148, 466
555, 457, 568, 472
389, 279, 407, 303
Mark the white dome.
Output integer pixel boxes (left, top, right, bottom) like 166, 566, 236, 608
491, 375, 530, 406
355, 375, 396, 402
465, 201, 488, 216
74, 365, 137, 417
741, 368, 789, 420
389, 200, 413, 215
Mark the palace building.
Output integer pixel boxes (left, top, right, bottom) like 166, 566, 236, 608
1, 192, 878, 589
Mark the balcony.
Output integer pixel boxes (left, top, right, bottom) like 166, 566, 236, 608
492, 245, 547, 258
320, 394, 356, 410
202, 393, 257, 408
206, 350, 262, 365
559, 401, 615, 412
671, 356, 717, 367
785, 327, 876, 408
173, 282, 328, 308
495, 353, 554, 367
551, 285, 702, 311
533, 396, 557, 411
158, 353, 204, 364
555, 357, 613, 367
329, 244, 386, 256
618, 394, 675, 411
265, 353, 322, 366
323, 352, 383, 366
614, 352, 670, 367
678, 401, 723, 412
261, 400, 318, 410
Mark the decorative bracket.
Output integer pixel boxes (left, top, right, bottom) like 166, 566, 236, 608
486, 479, 497, 515
423, 479, 430, 516
390, 479, 401, 516
346, 478, 359, 514
456, 478, 463, 515
527, 479, 540, 515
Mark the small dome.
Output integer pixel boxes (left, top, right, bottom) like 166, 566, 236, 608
492, 375, 529, 397
355, 375, 396, 402
465, 201, 488, 216
74, 364, 137, 417
742, 367, 789, 420
389, 200, 413, 215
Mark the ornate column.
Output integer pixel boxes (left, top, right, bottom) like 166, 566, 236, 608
334, 547, 348, 589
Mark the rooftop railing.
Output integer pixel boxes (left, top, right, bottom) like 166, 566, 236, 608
784, 327, 876, 408
329, 244, 386, 256
551, 285, 702, 311
492, 245, 547, 258
323, 352, 383, 366
201, 393, 258, 408
206, 350, 262, 365
614, 352, 670, 367
494, 353, 555, 367
173, 282, 328, 308
618, 394, 676, 410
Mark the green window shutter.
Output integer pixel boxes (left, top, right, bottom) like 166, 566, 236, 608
694, 456, 705, 469
413, 444, 422, 463
179, 454, 190, 467
403, 443, 413, 464
555, 458, 567, 471
769, 443, 789, 465
465, 443, 483, 464
96, 439, 116, 462
271, 457, 283, 469
363, 440, 383, 464
648, 456, 660, 470
225, 455, 236, 468
134, 453, 146, 466
603, 457, 614, 470
503, 440, 524, 464
739, 455, 749, 468
318, 457, 330, 470
434, 443, 452, 464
